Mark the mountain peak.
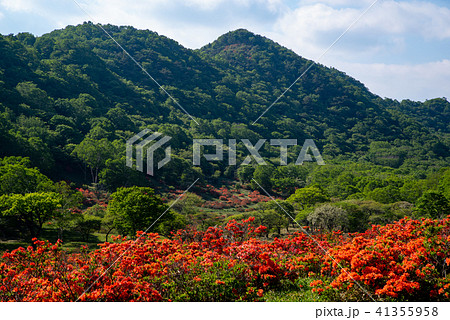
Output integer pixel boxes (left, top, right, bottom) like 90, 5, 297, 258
199, 28, 308, 80
222, 28, 258, 40
201, 29, 268, 51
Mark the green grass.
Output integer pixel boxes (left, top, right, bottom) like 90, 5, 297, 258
0, 226, 117, 253
0, 239, 29, 252
264, 289, 323, 302
263, 279, 325, 302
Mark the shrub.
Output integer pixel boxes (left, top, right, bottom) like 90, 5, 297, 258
307, 204, 348, 232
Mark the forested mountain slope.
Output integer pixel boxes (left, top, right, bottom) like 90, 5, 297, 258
0, 23, 448, 185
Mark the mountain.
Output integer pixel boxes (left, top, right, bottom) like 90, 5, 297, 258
0, 23, 448, 187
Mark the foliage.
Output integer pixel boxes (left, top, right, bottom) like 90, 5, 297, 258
307, 204, 348, 232
73, 214, 102, 242
271, 164, 307, 196
0, 24, 448, 190
0, 157, 53, 195
438, 169, 450, 200
251, 165, 274, 191
98, 157, 147, 191
108, 186, 171, 236
0, 192, 62, 238
51, 181, 83, 240
416, 191, 450, 219
71, 137, 114, 184
287, 186, 329, 209
0, 23, 449, 303
170, 192, 204, 217
367, 185, 401, 204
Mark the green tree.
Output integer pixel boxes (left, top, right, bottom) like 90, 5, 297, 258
106, 107, 135, 131
438, 169, 450, 200
259, 209, 288, 237
0, 192, 62, 238
159, 155, 204, 188
367, 185, 401, 204
400, 179, 426, 203
295, 208, 314, 225
251, 165, 274, 191
263, 200, 294, 232
99, 157, 147, 191
158, 212, 187, 235
237, 165, 255, 183
72, 137, 113, 183
271, 164, 307, 196
74, 214, 102, 241
336, 201, 370, 232
101, 211, 116, 243
0, 157, 53, 195
287, 186, 329, 210
416, 191, 450, 218
108, 186, 170, 236
15, 81, 54, 114
51, 181, 83, 240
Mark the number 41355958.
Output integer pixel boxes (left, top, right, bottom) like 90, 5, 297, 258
376, 306, 438, 317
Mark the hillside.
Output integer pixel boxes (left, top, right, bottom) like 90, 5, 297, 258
0, 22, 448, 185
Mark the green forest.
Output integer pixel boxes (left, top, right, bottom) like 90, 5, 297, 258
0, 22, 449, 249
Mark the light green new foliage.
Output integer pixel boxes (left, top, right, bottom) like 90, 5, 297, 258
71, 137, 113, 183
287, 186, 329, 210
0, 192, 62, 238
0, 157, 54, 195
438, 169, 450, 200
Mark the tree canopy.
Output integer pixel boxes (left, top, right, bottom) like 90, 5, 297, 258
0, 24, 447, 190
108, 186, 170, 236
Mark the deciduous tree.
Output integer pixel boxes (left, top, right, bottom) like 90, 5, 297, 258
108, 186, 171, 236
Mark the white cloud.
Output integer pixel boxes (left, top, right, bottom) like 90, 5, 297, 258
184, 0, 226, 10
272, 0, 450, 62
362, 1, 450, 40
298, 0, 374, 6
0, 0, 88, 31
0, 0, 34, 12
337, 59, 450, 101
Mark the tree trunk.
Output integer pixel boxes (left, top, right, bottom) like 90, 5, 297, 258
105, 227, 114, 243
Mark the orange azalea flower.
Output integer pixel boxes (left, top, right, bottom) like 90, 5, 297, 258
2, 216, 450, 302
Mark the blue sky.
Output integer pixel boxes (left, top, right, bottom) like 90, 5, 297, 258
0, 0, 449, 101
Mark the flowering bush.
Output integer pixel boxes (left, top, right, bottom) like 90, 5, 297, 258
1, 216, 450, 301
201, 185, 271, 210
318, 217, 450, 301
76, 188, 108, 208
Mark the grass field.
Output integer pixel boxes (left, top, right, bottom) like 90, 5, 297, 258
0, 225, 116, 252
